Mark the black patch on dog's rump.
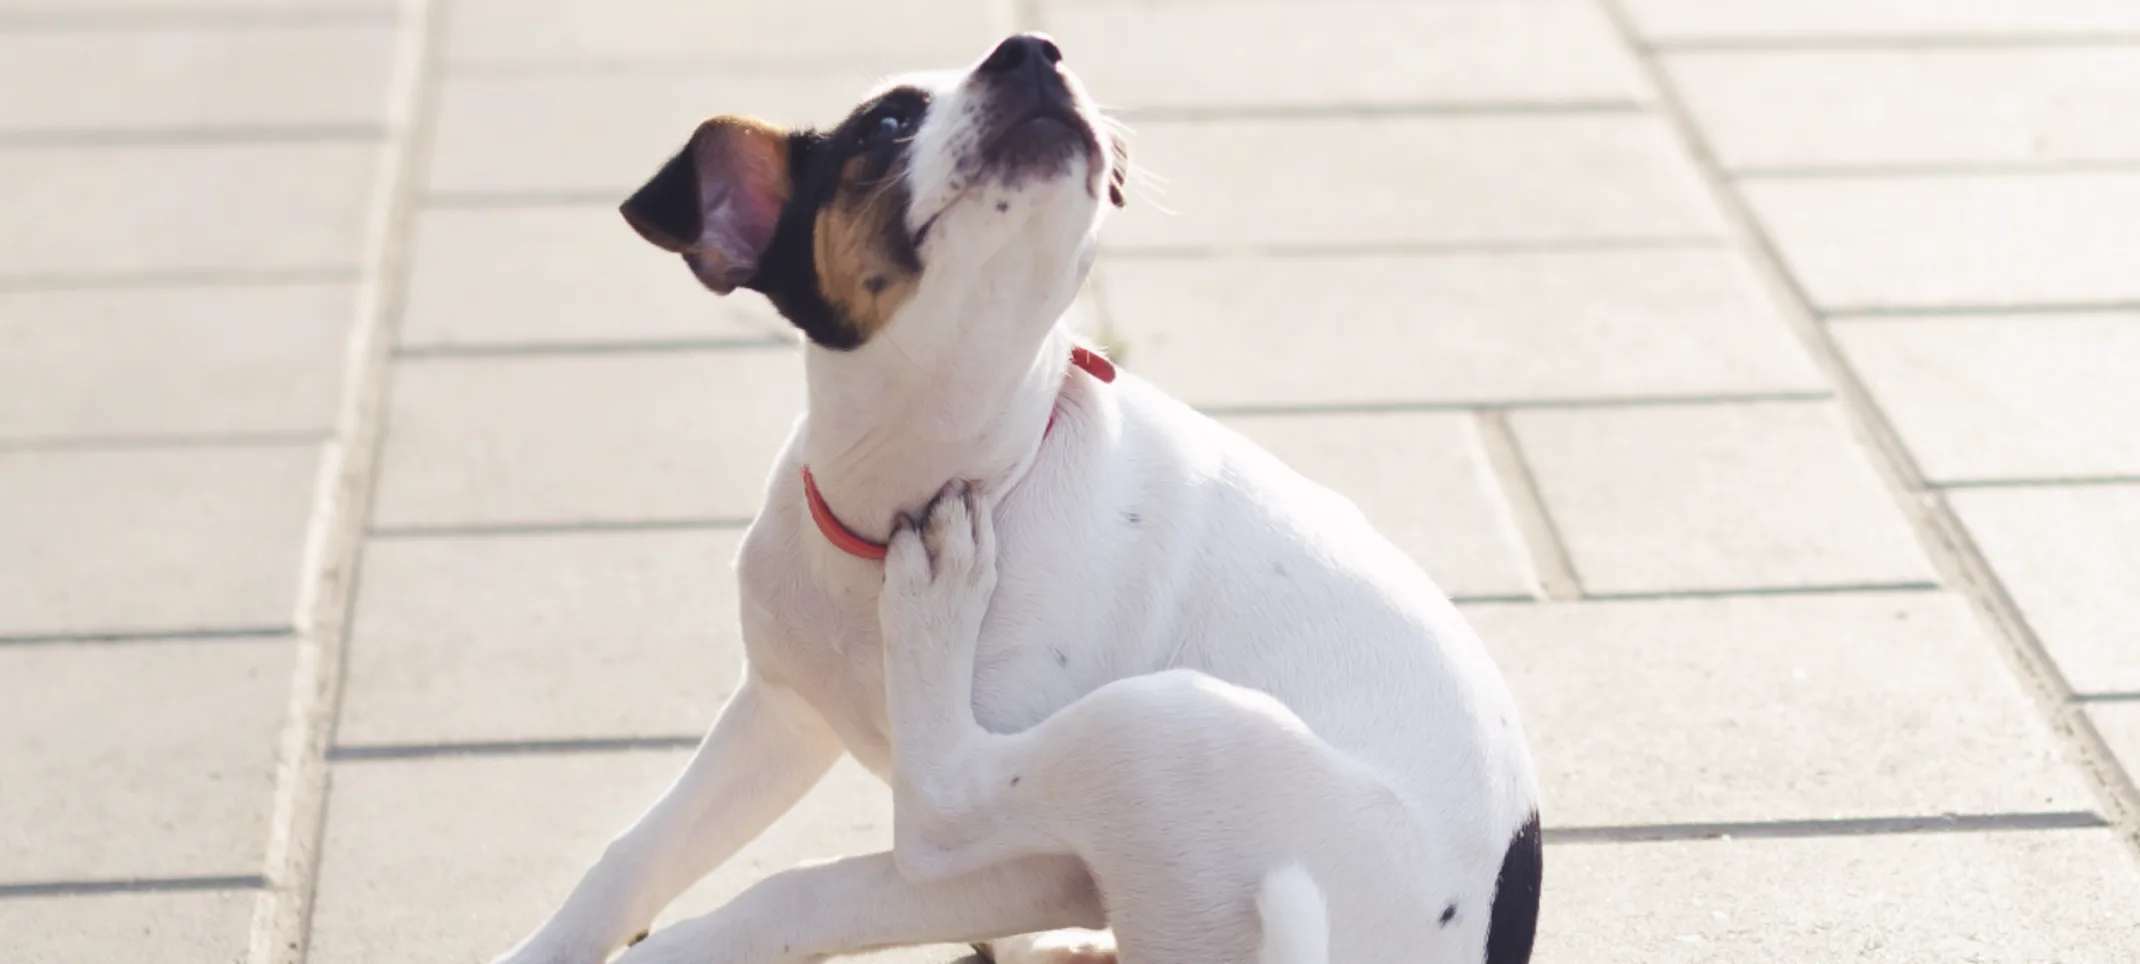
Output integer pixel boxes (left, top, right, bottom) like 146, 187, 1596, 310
1484, 811, 1542, 964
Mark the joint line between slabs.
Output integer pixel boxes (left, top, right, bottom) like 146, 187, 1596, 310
1546, 811, 2109, 845
1934, 475, 2140, 491
0, 626, 292, 646
366, 517, 754, 539
328, 735, 703, 762
391, 337, 794, 360
245, 1, 450, 962
1647, 33, 2140, 53
0, 875, 268, 899
1474, 411, 1583, 602
1196, 391, 1833, 419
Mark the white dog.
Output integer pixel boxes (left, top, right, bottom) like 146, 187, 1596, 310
876, 479, 1482, 964
491, 33, 1540, 964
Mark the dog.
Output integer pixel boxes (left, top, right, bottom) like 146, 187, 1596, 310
876, 479, 1490, 964
489, 32, 1541, 964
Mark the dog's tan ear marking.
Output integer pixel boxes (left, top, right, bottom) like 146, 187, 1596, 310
620, 116, 791, 294
1107, 133, 1129, 208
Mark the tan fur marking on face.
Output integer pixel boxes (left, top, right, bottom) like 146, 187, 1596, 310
813, 154, 921, 342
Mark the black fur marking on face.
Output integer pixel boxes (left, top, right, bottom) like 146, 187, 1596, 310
742, 85, 933, 350
1484, 811, 1543, 964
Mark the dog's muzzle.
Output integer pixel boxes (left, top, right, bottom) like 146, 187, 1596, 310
973, 33, 1099, 175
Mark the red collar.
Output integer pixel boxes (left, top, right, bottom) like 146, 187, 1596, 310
802, 345, 1116, 561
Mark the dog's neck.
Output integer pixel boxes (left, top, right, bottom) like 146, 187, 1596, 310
799, 321, 1076, 546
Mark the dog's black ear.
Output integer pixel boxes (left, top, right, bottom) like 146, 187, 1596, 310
620, 116, 792, 294
1107, 133, 1130, 209
619, 143, 702, 253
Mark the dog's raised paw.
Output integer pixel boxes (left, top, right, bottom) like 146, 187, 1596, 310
920, 479, 979, 579
880, 479, 997, 645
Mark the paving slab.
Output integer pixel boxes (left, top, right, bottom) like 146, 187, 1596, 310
0, 24, 396, 134
399, 205, 789, 349
1105, 115, 1724, 252
1623, 0, 2140, 42
0, 284, 353, 442
1539, 829, 2140, 963
1222, 412, 1536, 601
2088, 704, 2140, 783
1835, 313, 2140, 484
0, 141, 380, 282
1949, 484, 2140, 695
311, 751, 963, 964
1508, 401, 1933, 596
1667, 48, 2140, 171
426, 69, 876, 198
1469, 592, 2090, 826
340, 530, 739, 746
0, 0, 387, 10
1, 889, 256, 964
0, 639, 288, 883
1042, 0, 1644, 110
0, 446, 319, 639
444, 0, 1005, 67
1742, 173, 2140, 313
370, 352, 800, 529
1098, 249, 1822, 408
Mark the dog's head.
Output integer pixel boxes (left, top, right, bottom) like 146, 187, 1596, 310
621, 33, 1126, 354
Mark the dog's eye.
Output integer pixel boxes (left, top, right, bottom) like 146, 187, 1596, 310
870, 112, 911, 144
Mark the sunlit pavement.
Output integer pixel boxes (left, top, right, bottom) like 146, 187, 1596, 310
4, 1, 2139, 961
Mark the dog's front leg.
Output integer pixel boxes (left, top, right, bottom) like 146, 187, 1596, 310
875, 481, 1055, 880
493, 672, 844, 964
613, 851, 1104, 964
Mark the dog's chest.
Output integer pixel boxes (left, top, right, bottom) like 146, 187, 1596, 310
744, 547, 1116, 775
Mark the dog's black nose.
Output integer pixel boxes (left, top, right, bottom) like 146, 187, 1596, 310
979, 33, 1063, 76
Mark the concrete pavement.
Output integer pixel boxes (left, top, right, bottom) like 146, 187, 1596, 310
4, 0, 2139, 961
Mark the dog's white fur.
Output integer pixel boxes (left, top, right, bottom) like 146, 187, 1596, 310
492, 39, 1537, 964
878, 483, 1374, 962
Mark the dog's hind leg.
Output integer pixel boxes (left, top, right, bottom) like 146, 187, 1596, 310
879, 484, 1341, 964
